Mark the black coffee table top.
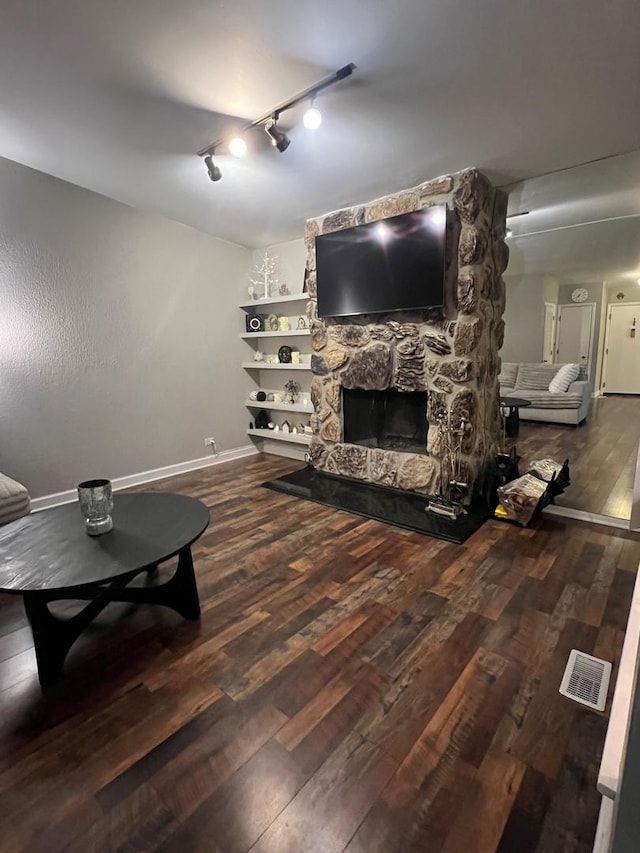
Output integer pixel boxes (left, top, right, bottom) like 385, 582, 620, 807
0, 493, 209, 594
500, 396, 532, 408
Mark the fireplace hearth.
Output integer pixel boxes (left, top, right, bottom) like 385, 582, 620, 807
263, 467, 489, 544
343, 388, 428, 455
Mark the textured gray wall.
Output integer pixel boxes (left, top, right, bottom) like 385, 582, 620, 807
501, 275, 546, 363
607, 284, 640, 303
0, 156, 250, 497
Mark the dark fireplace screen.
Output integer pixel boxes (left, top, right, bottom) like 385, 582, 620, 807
342, 388, 428, 455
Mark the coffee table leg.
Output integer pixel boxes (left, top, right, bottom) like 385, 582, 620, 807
505, 406, 520, 439
109, 546, 201, 619
23, 592, 112, 687
22, 549, 200, 686
170, 546, 201, 620
23, 594, 68, 687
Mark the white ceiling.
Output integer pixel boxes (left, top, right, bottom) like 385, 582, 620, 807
504, 151, 640, 286
1, 0, 640, 248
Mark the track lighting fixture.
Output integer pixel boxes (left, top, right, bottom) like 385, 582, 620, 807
204, 153, 222, 182
198, 62, 355, 181
264, 116, 291, 152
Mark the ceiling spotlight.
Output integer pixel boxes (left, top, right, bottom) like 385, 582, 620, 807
204, 154, 222, 182
303, 100, 322, 130
505, 227, 513, 237
264, 117, 291, 153
229, 136, 247, 158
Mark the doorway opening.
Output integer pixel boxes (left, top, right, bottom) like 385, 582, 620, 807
602, 302, 640, 395
556, 302, 596, 378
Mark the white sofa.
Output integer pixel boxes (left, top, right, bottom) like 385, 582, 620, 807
0, 472, 31, 525
499, 362, 593, 426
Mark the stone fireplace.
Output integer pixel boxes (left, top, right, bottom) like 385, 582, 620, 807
305, 169, 508, 503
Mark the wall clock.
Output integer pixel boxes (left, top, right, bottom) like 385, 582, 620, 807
571, 287, 588, 303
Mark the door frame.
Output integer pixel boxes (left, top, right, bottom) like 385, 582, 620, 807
556, 301, 597, 377
602, 301, 640, 394
543, 301, 557, 364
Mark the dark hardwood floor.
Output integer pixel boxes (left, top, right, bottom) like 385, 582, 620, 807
512, 395, 640, 519
1, 453, 639, 852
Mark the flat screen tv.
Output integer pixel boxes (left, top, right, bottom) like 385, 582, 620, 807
315, 206, 447, 318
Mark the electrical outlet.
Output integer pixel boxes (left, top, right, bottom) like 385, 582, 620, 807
204, 436, 218, 456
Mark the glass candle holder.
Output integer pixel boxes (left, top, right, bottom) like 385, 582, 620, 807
77, 479, 114, 536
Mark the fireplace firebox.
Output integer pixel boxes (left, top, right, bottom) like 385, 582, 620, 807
343, 388, 428, 455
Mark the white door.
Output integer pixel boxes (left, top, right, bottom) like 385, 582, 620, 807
603, 303, 640, 394
543, 302, 556, 363
556, 303, 595, 374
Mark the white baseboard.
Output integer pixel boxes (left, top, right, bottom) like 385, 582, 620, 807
593, 796, 614, 853
543, 504, 630, 530
30, 445, 258, 512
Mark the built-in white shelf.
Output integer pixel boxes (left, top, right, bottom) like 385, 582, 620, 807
240, 294, 308, 311
247, 428, 311, 446
242, 362, 311, 371
245, 399, 313, 414
240, 329, 310, 340
241, 292, 312, 461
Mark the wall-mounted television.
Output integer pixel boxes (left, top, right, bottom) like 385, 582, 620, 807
315, 206, 447, 319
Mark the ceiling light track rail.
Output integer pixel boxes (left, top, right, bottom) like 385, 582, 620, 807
197, 62, 355, 178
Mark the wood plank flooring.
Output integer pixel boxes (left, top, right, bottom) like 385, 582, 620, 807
512, 395, 640, 519
1, 453, 639, 852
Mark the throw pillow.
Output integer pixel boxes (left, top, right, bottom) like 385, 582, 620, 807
549, 363, 581, 393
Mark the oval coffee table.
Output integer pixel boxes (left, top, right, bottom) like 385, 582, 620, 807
0, 492, 209, 686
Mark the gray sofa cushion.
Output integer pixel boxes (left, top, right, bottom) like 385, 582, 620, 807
498, 362, 519, 388
515, 390, 584, 409
516, 363, 562, 390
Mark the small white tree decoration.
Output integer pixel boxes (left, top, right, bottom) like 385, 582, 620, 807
249, 252, 279, 298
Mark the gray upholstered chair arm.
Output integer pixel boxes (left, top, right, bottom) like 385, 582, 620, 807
568, 379, 593, 397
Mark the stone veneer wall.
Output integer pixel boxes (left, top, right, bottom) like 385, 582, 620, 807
304, 169, 509, 501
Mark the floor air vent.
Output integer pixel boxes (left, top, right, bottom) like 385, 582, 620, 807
559, 649, 612, 712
